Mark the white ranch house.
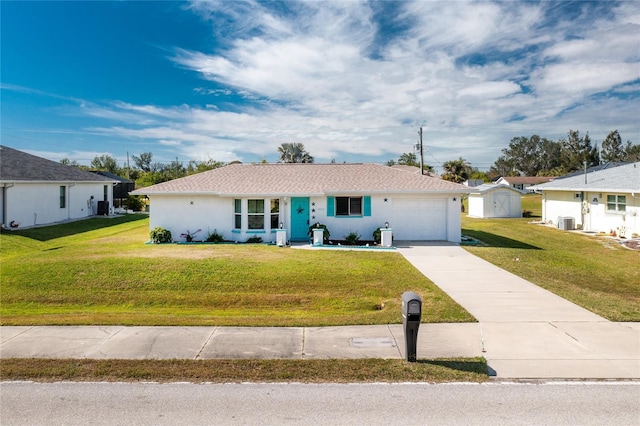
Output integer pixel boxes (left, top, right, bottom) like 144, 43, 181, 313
529, 162, 640, 238
0, 146, 117, 229
132, 163, 470, 243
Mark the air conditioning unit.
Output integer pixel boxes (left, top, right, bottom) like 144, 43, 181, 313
557, 216, 575, 230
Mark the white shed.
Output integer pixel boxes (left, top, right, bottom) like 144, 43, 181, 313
468, 184, 523, 218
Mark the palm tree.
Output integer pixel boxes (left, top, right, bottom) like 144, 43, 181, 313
442, 157, 472, 183
278, 143, 314, 163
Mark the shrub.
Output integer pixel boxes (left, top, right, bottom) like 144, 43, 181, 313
372, 227, 382, 244
150, 227, 172, 244
522, 209, 533, 218
125, 195, 145, 212
344, 231, 361, 245
246, 236, 263, 244
205, 229, 225, 243
180, 229, 201, 242
308, 223, 330, 242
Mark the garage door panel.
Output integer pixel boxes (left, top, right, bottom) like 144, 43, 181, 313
392, 199, 447, 240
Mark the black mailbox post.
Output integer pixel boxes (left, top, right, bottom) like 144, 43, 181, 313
402, 291, 422, 362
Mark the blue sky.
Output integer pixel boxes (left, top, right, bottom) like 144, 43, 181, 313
2, 1, 639, 172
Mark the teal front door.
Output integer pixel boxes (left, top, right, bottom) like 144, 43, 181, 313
290, 197, 310, 241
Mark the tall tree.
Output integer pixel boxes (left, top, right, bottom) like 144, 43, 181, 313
600, 130, 625, 163
624, 141, 640, 161
488, 155, 516, 179
397, 152, 419, 166
277, 143, 314, 163
132, 152, 153, 172
442, 157, 472, 183
560, 130, 599, 172
90, 154, 118, 173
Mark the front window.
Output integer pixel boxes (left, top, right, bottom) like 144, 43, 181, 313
59, 186, 66, 208
234, 199, 242, 229
248, 199, 265, 229
607, 195, 626, 212
270, 199, 280, 229
103, 185, 108, 201
336, 196, 362, 216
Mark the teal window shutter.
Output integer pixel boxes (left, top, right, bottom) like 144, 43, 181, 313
363, 196, 371, 216
327, 197, 335, 217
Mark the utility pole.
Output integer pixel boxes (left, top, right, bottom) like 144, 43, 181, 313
418, 126, 424, 175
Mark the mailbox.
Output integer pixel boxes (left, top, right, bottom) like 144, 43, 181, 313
401, 291, 422, 362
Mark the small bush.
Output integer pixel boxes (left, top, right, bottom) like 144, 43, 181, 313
180, 229, 201, 242
246, 236, 263, 244
150, 227, 172, 244
344, 231, 361, 245
125, 195, 145, 212
205, 229, 225, 243
372, 227, 382, 244
308, 223, 330, 243
522, 210, 533, 218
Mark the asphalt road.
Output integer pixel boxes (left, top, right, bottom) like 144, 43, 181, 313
2, 382, 638, 425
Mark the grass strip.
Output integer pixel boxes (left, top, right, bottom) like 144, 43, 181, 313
0, 358, 489, 383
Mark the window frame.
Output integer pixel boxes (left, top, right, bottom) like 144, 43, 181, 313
234, 199, 242, 229
270, 199, 280, 230
247, 199, 265, 230
335, 196, 363, 216
606, 194, 626, 213
59, 186, 66, 209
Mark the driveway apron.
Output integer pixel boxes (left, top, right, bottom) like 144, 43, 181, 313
396, 241, 640, 379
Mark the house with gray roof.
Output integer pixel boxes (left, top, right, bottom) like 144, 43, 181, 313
495, 176, 555, 193
0, 146, 117, 229
528, 162, 640, 237
131, 163, 470, 243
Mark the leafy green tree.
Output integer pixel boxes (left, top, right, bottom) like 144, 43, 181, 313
397, 152, 419, 166
60, 158, 79, 167
132, 152, 153, 172
278, 143, 314, 163
442, 157, 472, 183
624, 141, 640, 161
601, 130, 625, 163
560, 130, 599, 172
90, 154, 118, 173
488, 155, 516, 179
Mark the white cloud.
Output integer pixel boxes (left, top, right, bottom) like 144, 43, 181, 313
79, 1, 640, 169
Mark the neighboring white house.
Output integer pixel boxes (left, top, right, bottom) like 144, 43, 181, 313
496, 176, 554, 193
467, 184, 523, 218
528, 162, 640, 238
131, 163, 470, 243
0, 146, 117, 229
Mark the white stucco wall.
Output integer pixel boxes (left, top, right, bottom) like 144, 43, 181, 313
147, 192, 464, 243
3, 182, 113, 229
542, 191, 639, 237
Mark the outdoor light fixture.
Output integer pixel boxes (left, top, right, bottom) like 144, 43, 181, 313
279, 222, 284, 229
385, 221, 389, 229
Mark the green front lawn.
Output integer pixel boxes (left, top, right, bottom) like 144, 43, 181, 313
462, 195, 639, 321
0, 215, 473, 326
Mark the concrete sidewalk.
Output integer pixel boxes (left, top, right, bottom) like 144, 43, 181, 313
0, 324, 481, 361
397, 242, 640, 379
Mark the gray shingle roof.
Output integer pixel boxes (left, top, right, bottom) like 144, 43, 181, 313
132, 163, 469, 196
529, 162, 640, 192
0, 146, 115, 183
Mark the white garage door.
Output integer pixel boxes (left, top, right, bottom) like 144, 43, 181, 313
392, 199, 447, 240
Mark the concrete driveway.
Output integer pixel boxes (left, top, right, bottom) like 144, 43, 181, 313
396, 241, 640, 379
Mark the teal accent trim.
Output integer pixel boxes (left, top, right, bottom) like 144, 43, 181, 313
246, 230, 266, 234
363, 196, 371, 216
232, 229, 241, 234
327, 197, 335, 217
